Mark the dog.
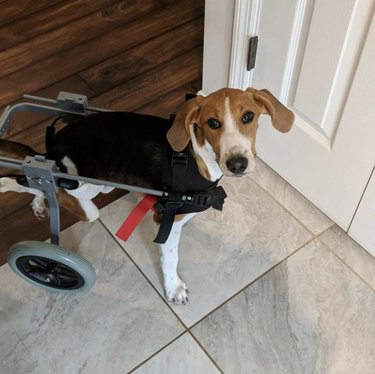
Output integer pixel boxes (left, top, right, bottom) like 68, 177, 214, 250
0, 87, 294, 303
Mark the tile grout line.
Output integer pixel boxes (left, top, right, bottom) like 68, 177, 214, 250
126, 330, 225, 374
97, 218, 191, 330
96, 170, 328, 372
316, 234, 375, 294
246, 172, 335, 238
96, 188, 320, 372
98, 218, 224, 372
250, 159, 334, 223
95, 166, 374, 370
126, 331, 186, 374
182, 235, 318, 371
198, 167, 334, 333
247, 166, 375, 292
96, 199, 316, 319
188, 235, 317, 330
98, 219, 235, 374
96, 218, 228, 373
185, 330, 225, 374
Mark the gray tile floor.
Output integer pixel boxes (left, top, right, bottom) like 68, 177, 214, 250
1, 159, 375, 373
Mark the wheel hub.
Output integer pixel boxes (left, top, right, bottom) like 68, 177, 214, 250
16, 256, 85, 290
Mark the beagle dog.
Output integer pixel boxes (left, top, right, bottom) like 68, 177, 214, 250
0, 87, 294, 303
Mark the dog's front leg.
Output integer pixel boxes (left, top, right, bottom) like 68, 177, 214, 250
159, 213, 196, 304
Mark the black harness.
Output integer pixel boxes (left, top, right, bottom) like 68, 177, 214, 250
44, 115, 227, 244
153, 152, 227, 243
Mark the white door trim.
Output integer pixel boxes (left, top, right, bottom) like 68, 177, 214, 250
229, 0, 262, 89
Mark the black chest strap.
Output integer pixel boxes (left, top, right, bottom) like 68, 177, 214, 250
153, 153, 227, 244
171, 153, 188, 192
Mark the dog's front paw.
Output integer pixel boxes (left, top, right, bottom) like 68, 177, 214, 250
165, 277, 189, 304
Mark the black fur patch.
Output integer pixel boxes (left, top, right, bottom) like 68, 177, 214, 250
48, 112, 215, 193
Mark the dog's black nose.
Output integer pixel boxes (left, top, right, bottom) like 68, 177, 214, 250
226, 156, 248, 174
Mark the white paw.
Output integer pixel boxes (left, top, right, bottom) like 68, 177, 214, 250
165, 277, 189, 304
30, 198, 49, 220
0, 177, 11, 192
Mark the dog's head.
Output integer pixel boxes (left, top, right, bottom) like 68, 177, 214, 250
167, 87, 294, 181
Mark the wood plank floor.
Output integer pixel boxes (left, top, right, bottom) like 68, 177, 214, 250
0, 0, 204, 265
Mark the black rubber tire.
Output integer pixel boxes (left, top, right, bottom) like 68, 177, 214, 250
7, 241, 96, 293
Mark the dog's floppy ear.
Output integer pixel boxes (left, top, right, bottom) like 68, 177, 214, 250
167, 96, 204, 152
247, 88, 294, 132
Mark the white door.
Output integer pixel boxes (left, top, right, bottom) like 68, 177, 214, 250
224, 0, 375, 243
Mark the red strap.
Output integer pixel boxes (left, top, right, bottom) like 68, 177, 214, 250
116, 194, 158, 241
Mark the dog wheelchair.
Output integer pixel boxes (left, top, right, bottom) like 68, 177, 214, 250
0, 92, 169, 293
0, 92, 226, 294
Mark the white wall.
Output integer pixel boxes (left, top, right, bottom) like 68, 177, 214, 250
202, 0, 235, 94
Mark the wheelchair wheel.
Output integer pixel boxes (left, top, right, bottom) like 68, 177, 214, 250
7, 241, 96, 293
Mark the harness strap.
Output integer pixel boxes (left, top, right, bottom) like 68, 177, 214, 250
153, 186, 227, 244
153, 153, 189, 243
171, 153, 188, 192
153, 201, 183, 244
115, 152, 228, 244
116, 194, 158, 241
208, 186, 227, 210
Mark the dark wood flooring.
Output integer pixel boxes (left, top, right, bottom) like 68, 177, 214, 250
0, 0, 204, 265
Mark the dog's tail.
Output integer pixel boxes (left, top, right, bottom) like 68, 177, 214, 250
0, 139, 37, 159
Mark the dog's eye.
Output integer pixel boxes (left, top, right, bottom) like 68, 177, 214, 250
242, 112, 254, 124
207, 118, 220, 129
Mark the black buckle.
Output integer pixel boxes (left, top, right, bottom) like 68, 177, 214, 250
171, 153, 188, 169
192, 192, 211, 207
189, 187, 227, 211
153, 186, 227, 243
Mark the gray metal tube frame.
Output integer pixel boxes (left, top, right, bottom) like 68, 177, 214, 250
0, 92, 167, 246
